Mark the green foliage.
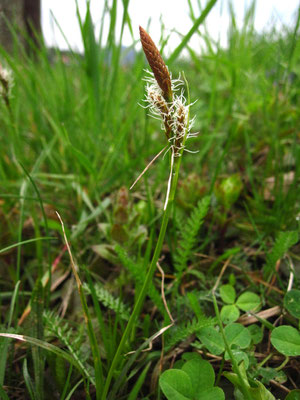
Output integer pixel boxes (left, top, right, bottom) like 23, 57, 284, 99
264, 231, 298, 278
114, 244, 164, 313
159, 354, 225, 400
285, 390, 300, 400
220, 304, 240, 324
197, 326, 225, 355
220, 284, 236, 304
236, 292, 261, 312
214, 174, 243, 211
173, 196, 210, 276
284, 290, 300, 319
83, 282, 130, 321
271, 326, 300, 356
166, 316, 216, 350
219, 284, 261, 324
247, 324, 263, 345
43, 311, 94, 381
1, 0, 300, 398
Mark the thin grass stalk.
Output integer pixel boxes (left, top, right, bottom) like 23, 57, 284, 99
56, 213, 103, 398
287, 4, 300, 73
168, 0, 218, 64
18, 162, 51, 302
84, 268, 111, 360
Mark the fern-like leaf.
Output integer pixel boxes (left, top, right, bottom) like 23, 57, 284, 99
265, 231, 298, 277
174, 196, 210, 274
82, 282, 130, 321
165, 316, 216, 350
115, 244, 164, 313
43, 311, 94, 383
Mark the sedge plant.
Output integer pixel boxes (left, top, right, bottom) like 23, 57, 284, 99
102, 26, 197, 399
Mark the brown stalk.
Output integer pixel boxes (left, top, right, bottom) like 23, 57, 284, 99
139, 26, 172, 102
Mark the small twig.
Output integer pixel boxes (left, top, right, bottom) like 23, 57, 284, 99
156, 261, 174, 324
56, 211, 82, 290
269, 379, 290, 394
238, 306, 281, 326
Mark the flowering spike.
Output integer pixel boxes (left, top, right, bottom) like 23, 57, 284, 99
139, 26, 172, 102
147, 85, 172, 139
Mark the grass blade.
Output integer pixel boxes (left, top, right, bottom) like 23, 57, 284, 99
168, 0, 218, 64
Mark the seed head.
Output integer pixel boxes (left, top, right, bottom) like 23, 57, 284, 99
147, 84, 172, 139
139, 26, 172, 102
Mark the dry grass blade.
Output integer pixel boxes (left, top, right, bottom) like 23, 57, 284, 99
139, 26, 172, 102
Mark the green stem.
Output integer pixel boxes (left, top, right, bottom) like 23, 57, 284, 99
212, 294, 252, 400
102, 145, 184, 400
257, 352, 273, 368
275, 356, 289, 371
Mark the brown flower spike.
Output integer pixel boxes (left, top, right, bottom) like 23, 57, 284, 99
139, 26, 172, 102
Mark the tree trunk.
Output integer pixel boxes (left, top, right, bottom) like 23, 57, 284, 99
0, 0, 42, 53
24, 0, 42, 49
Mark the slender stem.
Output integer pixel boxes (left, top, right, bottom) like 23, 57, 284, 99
102, 190, 172, 399
215, 355, 225, 387
275, 356, 289, 371
257, 352, 273, 368
102, 136, 185, 400
212, 294, 252, 400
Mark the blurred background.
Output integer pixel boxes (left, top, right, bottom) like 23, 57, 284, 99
0, 0, 299, 55
41, 0, 299, 53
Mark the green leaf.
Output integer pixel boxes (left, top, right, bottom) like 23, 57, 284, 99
0, 383, 10, 400
69, 145, 96, 177
271, 326, 300, 356
236, 291, 261, 312
197, 387, 225, 400
168, 0, 218, 64
247, 325, 263, 345
182, 358, 215, 392
128, 362, 151, 400
159, 356, 225, 400
224, 323, 251, 349
225, 350, 249, 369
220, 304, 240, 324
159, 369, 193, 400
0, 333, 86, 378
214, 174, 243, 210
220, 284, 236, 304
285, 390, 300, 400
284, 290, 300, 319
0, 335, 11, 386
197, 326, 225, 355
224, 370, 275, 400
257, 367, 282, 384
249, 380, 276, 400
